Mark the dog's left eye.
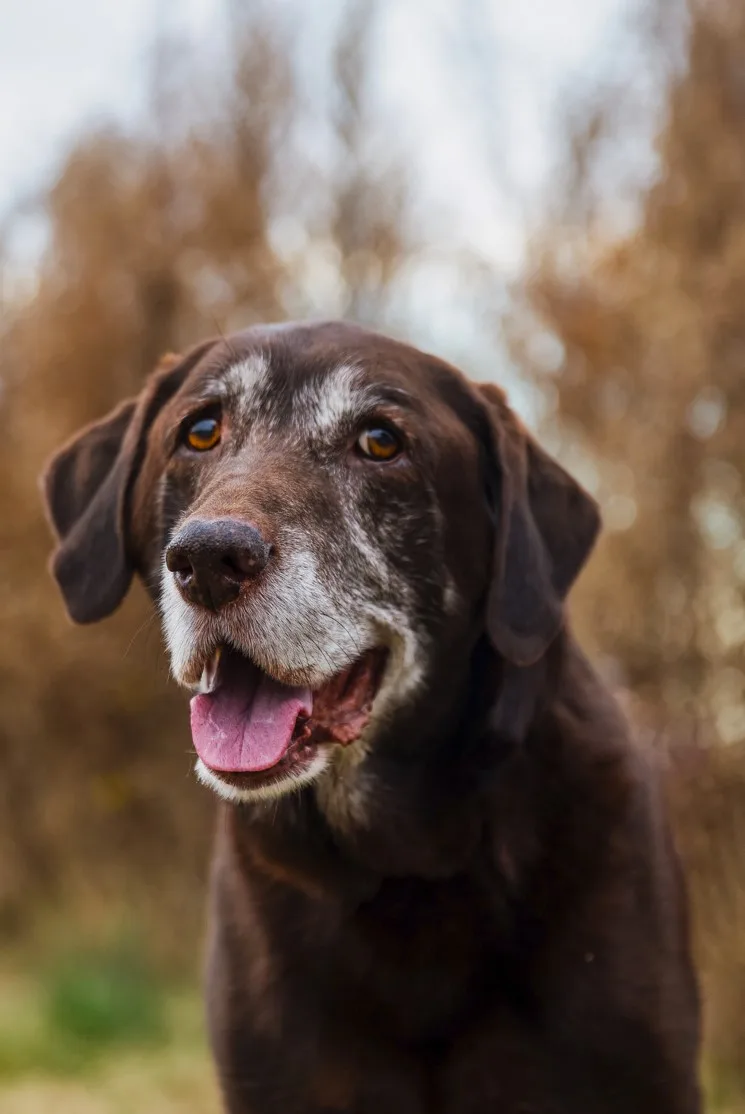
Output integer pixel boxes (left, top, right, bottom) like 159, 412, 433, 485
184, 416, 222, 452
356, 426, 402, 462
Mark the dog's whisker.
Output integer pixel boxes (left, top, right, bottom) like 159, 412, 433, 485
121, 611, 159, 659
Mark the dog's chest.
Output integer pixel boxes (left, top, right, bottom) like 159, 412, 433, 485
331, 874, 508, 1044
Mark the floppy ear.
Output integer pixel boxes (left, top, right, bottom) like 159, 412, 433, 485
478, 383, 600, 666
43, 399, 139, 623
41, 341, 217, 623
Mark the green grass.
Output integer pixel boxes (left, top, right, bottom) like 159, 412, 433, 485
0, 949, 219, 1114
0, 938, 167, 1079
44, 942, 164, 1051
0, 947, 742, 1113
704, 1061, 745, 1114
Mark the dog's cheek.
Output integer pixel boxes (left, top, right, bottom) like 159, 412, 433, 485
360, 479, 444, 611
160, 462, 203, 544
313, 477, 447, 709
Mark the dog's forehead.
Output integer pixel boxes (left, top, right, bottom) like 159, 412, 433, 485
193, 326, 460, 434
222, 350, 373, 432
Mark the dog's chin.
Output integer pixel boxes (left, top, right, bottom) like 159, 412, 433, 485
185, 646, 389, 804
195, 750, 332, 803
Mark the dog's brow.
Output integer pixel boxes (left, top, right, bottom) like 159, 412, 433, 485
296, 363, 365, 435
210, 354, 422, 437
368, 385, 420, 410
218, 353, 270, 402
296, 367, 422, 438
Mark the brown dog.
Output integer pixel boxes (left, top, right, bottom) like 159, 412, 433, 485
42, 321, 701, 1113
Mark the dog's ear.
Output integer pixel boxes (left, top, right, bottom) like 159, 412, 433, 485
478, 383, 600, 666
41, 340, 217, 623
43, 398, 139, 623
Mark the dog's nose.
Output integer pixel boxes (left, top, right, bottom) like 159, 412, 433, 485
165, 518, 272, 611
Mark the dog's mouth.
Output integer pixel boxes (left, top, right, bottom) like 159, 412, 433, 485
189, 646, 387, 785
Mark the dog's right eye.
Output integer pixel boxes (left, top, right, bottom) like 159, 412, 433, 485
356, 425, 403, 462
183, 415, 222, 453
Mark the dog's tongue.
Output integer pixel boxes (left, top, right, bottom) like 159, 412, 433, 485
190, 653, 312, 773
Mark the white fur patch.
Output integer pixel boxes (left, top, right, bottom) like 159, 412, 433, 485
219, 352, 272, 428
317, 753, 377, 832
223, 352, 269, 401
160, 561, 203, 683
294, 363, 366, 439
443, 575, 460, 614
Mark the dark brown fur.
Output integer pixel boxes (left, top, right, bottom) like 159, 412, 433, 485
42, 322, 701, 1113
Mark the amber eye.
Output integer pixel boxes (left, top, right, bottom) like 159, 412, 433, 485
355, 426, 403, 462
184, 415, 221, 452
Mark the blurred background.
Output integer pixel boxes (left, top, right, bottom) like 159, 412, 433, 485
2, 0, 745, 1109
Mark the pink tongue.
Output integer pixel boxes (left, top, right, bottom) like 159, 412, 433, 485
190, 656, 312, 773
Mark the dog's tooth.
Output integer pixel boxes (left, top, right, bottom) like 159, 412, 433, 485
199, 646, 223, 694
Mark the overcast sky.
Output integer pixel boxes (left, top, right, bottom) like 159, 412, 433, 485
1, 0, 626, 270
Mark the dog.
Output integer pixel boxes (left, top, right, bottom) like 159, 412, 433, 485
42, 321, 701, 1113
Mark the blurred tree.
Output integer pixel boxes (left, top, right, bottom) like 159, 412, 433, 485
508, 0, 745, 1093
512, 0, 745, 742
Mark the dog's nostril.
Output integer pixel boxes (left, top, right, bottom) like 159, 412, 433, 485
165, 547, 193, 578
221, 544, 271, 580
221, 556, 247, 580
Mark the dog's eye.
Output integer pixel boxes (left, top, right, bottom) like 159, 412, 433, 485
184, 416, 221, 453
356, 426, 402, 462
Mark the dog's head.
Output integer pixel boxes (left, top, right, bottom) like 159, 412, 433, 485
42, 322, 599, 806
